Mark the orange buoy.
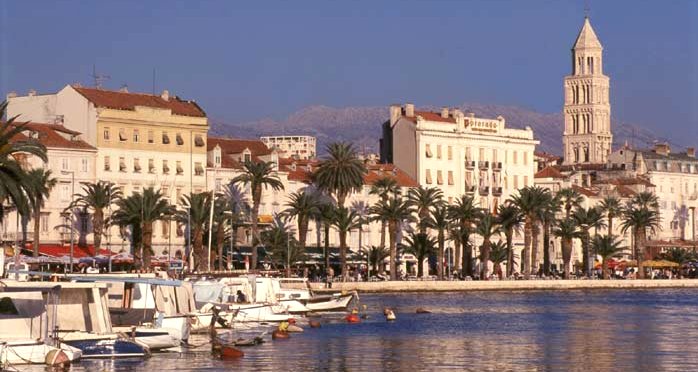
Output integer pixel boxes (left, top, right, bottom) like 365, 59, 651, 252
309, 320, 321, 328
272, 330, 290, 339
345, 314, 360, 323
220, 345, 244, 359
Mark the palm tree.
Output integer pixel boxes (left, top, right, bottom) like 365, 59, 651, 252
0, 102, 47, 224
222, 184, 249, 268
232, 160, 284, 270
210, 194, 231, 270
489, 240, 510, 279
541, 194, 561, 276
370, 196, 414, 280
599, 196, 622, 235
112, 188, 173, 268
407, 186, 444, 234
67, 181, 122, 257
351, 200, 370, 276
497, 204, 523, 277
553, 218, 580, 279
448, 196, 479, 277
620, 201, 661, 279
592, 235, 627, 279
429, 204, 450, 280
631, 191, 660, 210
403, 232, 436, 277
25, 169, 56, 257
366, 245, 389, 275
315, 199, 336, 272
331, 207, 361, 279
557, 188, 583, 218
573, 206, 607, 276
282, 190, 320, 253
657, 248, 697, 275
173, 192, 211, 272
369, 176, 400, 250
475, 212, 501, 279
314, 142, 367, 209
261, 216, 300, 276
510, 186, 550, 277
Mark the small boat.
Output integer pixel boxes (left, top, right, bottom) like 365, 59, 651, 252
59, 332, 150, 359
277, 279, 357, 312
220, 345, 244, 359
345, 314, 360, 323
113, 327, 180, 351
384, 308, 396, 321
0, 340, 82, 366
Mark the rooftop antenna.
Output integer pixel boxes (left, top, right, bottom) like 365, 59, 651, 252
583, 0, 591, 18
90, 64, 110, 89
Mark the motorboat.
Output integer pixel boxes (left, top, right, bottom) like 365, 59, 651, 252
276, 278, 356, 312
0, 288, 82, 366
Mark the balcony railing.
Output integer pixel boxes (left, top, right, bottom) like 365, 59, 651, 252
478, 161, 489, 169
465, 160, 475, 169
492, 162, 502, 171
492, 187, 503, 196
479, 186, 490, 195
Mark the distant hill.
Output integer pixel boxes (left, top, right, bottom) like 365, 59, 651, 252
210, 103, 681, 157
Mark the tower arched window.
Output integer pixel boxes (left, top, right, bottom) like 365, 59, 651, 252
584, 146, 590, 163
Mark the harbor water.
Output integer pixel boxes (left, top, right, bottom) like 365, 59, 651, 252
31, 288, 698, 371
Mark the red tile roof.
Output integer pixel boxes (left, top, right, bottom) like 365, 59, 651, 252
10, 122, 95, 151
279, 159, 417, 187
73, 86, 206, 117
615, 185, 637, 198
572, 185, 598, 197
593, 177, 655, 187
534, 166, 565, 179
207, 136, 272, 168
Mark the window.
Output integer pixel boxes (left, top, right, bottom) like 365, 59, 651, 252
61, 158, 69, 170
437, 170, 443, 185
513, 175, 519, 189
133, 129, 140, 143
479, 148, 485, 161
162, 220, 170, 237
215, 179, 222, 192
147, 131, 154, 144
60, 184, 70, 201
194, 135, 205, 147
447, 146, 453, 160
513, 151, 518, 165
134, 158, 141, 173
523, 152, 528, 165
465, 147, 472, 161
104, 156, 111, 171
40, 213, 49, 233
162, 132, 170, 144
176, 161, 183, 175
243, 153, 251, 163
148, 159, 155, 173
465, 171, 473, 187
215, 154, 221, 165
119, 157, 126, 172
194, 162, 204, 176
176, 188, 182, 204
425, 144, 433, 158
492, 149, 497, 163
103, 127, 111, 141
176, 133, 184, 146
437, 145, 442, 159
425, 169, 432, 184
81, 158, 88, 173
524, 176, 529, 187
447, 171, 454, 185
163, 160, 170, 174
119, 129, 127, 142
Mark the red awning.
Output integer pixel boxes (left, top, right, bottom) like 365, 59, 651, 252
26, 244, 113, 258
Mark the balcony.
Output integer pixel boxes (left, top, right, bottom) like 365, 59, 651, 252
492, 162, 502, 171
478, 161, 489, 169
492, 187, 503, 196
479, 186, 490, 195
465, 160, 475, 169
465, 185, 476, 194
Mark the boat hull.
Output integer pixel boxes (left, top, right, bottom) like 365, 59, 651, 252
0, 340, 82, 365
305, 294, 355, 312
60, 334, 149, 359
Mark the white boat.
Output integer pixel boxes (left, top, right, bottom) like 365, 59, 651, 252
112, 326, 180, 350
0, 290, 82, 366
277, 278, 356, 312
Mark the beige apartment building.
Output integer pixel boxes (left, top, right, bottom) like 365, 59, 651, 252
381, 103, 539, 212
260, 135, 316, 160
8, 85, 209, 255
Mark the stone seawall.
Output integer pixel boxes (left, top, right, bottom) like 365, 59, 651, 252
282, 280, 698, 293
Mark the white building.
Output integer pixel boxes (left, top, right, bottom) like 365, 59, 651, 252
261, 135, 316, 160
381, 103, 539, 212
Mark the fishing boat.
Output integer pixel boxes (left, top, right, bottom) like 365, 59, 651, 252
0, 288, 82, 366
277, 278, 357, 312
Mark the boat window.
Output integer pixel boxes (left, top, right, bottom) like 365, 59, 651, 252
0, 297, 18, 315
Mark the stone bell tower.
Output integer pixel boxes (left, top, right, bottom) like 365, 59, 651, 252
562, 17, 613, 165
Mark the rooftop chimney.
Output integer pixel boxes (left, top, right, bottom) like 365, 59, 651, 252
687, 147, 696, 158
161, 89, 170, 101
405, 103, 414, 117
119, 85, 129, 93
440, 107, 449, 118
28, 89, 36, 96
654, 142, 671, 156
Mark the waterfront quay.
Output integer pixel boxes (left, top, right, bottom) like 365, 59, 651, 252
306, 279, 698, 293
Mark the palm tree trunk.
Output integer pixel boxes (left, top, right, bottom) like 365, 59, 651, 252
298, 217, 308, 251
250, 192, 261, 271
454, 238, 461, 272
582, 232, 590, 277
608, 215, 614, 236
417, 254, 424, 277
216, 225, 225, 270
93, 209, 103, 256
480, 239, 490, 279
380, 220, 387, 249
462, 235, 473, 278
194, 228, 205, 272
636, 229, 646, 279
389, 221, 397, 280
562, 238, 572, 279
339, 229, 348, 280
523, 219, 532, 278
543, 222, 551, 276
33, 206, 40, 257
143, 222, 154, 269
602, 259, 609, 279
437, 230, 444, 280
531, 222, 541, 276
505, 229, 514, 277
323, 222, 330, 274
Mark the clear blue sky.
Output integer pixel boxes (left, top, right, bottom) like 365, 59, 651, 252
1, 0, 696, 141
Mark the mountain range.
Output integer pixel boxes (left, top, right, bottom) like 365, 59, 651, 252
210, 103, 680, 157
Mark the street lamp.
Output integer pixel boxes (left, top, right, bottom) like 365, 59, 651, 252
61, 170, 75, 272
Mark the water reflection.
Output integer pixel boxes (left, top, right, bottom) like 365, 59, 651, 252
24, 289, 698, 371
